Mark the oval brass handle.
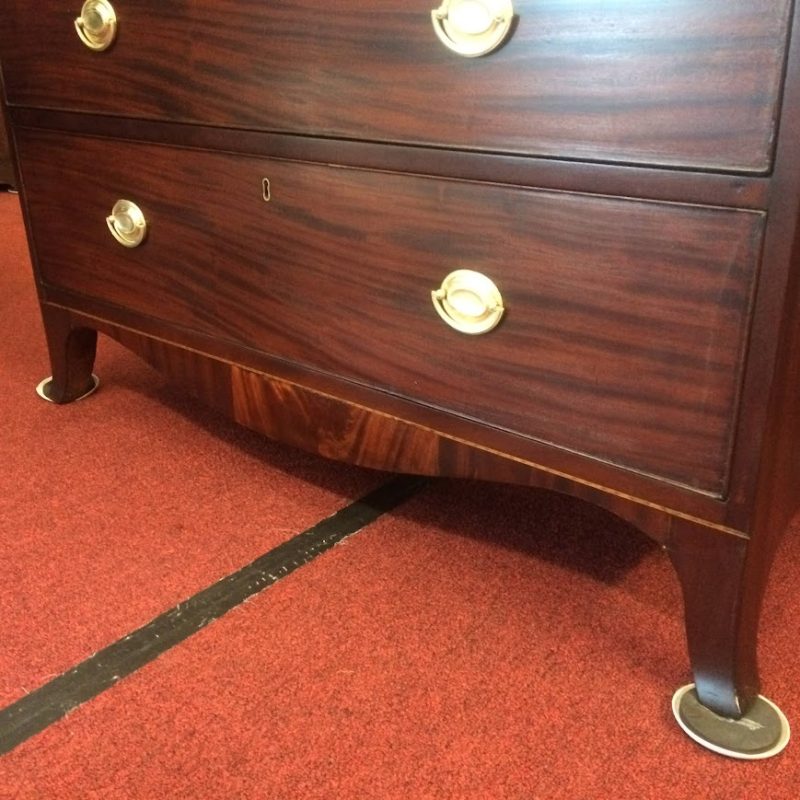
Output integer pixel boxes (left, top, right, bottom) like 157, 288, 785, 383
432, 269, 504, 334
75, 0, 117, 51
431, 0, 514, 57
106, 199, 147, 247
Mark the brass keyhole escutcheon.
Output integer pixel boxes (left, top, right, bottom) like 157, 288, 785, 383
75, 0, 117, 51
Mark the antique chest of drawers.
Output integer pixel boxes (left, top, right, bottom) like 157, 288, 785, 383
2, 0, 799, 759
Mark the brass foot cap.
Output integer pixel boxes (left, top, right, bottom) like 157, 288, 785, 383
672, 683, 790, 759
36, 374, 100, 403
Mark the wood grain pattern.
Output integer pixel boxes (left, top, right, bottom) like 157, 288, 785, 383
6, 107, 772, 211
0, 0, 791, 172
41, 287, 734, 526
93, 315, 675, 544
16, 130, 764, 494
725, 14, 800, 538
0, 88, 13, 187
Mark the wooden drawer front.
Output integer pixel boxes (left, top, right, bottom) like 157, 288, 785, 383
17, 131, 763, 493
1, 0, 790, 172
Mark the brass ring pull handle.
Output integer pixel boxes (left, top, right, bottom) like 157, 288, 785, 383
431, 0, 514, 58
106, 199, 147, 247
75, 0, 117, 51
432, 269, 504, 334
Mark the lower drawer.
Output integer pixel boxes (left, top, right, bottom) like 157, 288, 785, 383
17, 130, 764, 495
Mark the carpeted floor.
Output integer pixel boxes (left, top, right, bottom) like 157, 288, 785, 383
1, 189, 799, 797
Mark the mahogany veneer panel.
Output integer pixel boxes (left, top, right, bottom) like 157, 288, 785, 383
0, 0, 791, 172
17, 129, 764, 494
80, 319, 671, 543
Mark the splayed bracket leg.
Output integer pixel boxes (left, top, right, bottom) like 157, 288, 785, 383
35, 304, 99, 404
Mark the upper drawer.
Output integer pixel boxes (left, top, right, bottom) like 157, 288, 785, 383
17, 129, 763, 496
0, 0, 791, 172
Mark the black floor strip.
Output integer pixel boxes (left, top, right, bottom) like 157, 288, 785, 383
0, 474, 427, 755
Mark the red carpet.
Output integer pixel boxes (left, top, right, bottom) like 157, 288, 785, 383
0, 192, 381, 707
1, 189, 800, 796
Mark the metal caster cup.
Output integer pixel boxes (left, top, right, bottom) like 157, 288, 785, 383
35, 374, 100, 403
673, 684, 790, 759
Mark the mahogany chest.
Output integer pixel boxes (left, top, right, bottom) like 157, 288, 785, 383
2, 0, 799, 759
